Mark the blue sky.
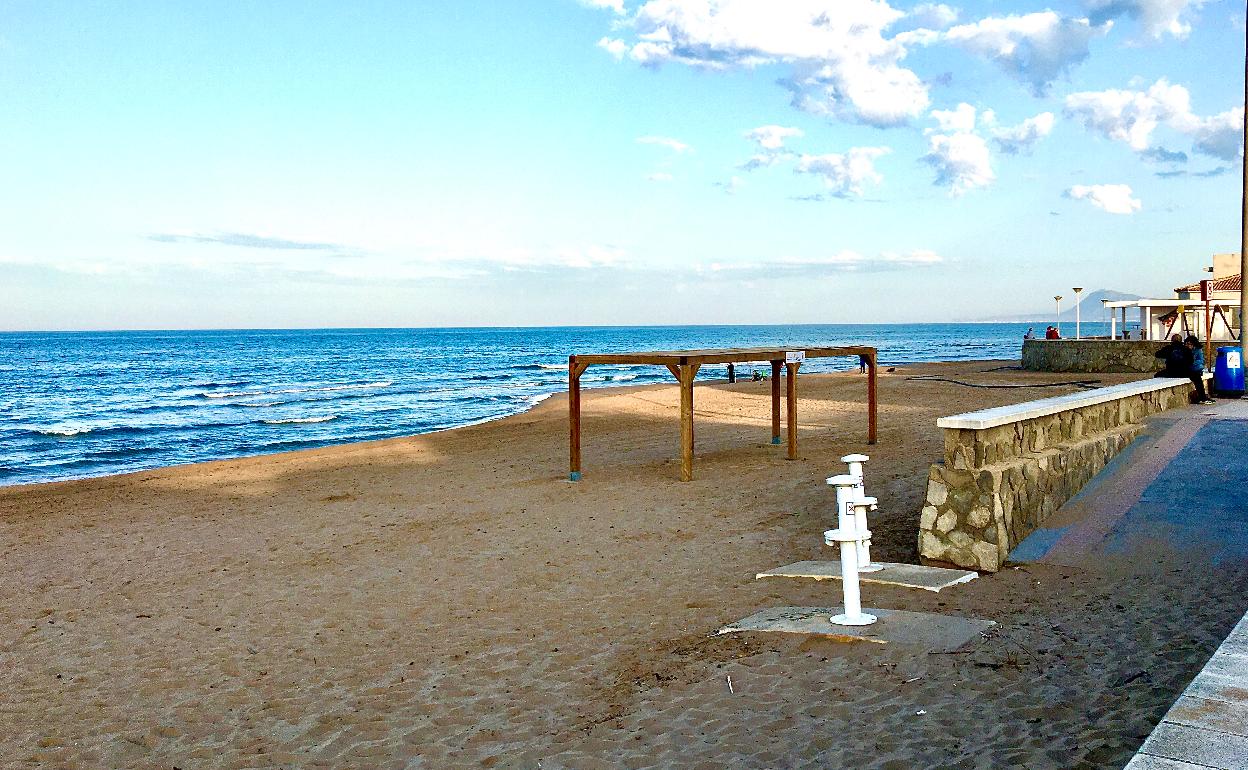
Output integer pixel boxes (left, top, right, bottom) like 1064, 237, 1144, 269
0, 0, 1244, 329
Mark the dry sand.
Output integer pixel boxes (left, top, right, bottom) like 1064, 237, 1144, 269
2, 360, 1244, 769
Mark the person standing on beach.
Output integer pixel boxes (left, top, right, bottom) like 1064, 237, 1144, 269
858, 354, 868, 373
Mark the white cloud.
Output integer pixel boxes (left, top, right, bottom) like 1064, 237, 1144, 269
597, 37, 629, 59
784, 56, 931, 128
702, 249, 946, 275
744, 125, 803, 150
713, 176, 744, 194
645, 171, 674, 182
1087, 0, 1206, 40
579, 0, 627, 14
931, 102, 977, 133
919, 103, 995, 194
991, 111, 1056, 154
636, 135, 690, 152
909, 3, 959, 29
1064, 79, 1241, 161
942, 12, 1108, 94
604, 0, 931, 126
1066, 183, 1142, 214
1064, 78, 1190, 150
740, 125, 803, 170
1189, 107, 1245, 161
141, 226, 636, 280
922, 131, 995, 195
794, 147, 891, 198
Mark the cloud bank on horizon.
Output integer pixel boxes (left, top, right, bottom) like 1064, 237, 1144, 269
0, 0, 1243, 328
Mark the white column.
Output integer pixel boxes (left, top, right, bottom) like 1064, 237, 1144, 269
826, 475, 875, 627
840, 454, 879, 572
1111, 311, 1117, 340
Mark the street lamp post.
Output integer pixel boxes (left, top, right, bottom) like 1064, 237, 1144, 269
1073, 287, 1084, 340
1055, 295, 1063, 337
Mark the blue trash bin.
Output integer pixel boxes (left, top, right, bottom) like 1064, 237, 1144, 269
1214, 346, 1245, 398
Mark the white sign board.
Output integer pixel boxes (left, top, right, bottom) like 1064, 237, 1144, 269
785, 351, 806, 364
1228, 351, 1242, 369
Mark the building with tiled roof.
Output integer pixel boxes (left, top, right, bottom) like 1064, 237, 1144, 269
1175, 273, 1242, 298
1102, 253, 1241, 342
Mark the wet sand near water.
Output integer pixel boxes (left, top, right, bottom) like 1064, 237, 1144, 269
2, 360, 1244, 768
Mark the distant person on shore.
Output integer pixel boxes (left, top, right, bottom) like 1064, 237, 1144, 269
1186, 335, 1215, 404
1024, 327, 1035, 340
858, 354, 869, 373
1045, 326, 1060, 339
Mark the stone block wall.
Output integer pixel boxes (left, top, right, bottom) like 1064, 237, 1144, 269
918, 381, 1195, 572
1022, 339, 1166, 373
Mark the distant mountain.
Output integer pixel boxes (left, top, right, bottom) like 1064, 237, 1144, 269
971, 289, 1143, 324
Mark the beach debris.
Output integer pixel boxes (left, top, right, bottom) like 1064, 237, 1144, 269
825, 475, 876, 626
916, 710, 927, 716
727, 675, 734, 694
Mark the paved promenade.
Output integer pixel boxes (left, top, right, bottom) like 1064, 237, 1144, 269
1011, 399, 1248, 567
1012, 399, 1248, 769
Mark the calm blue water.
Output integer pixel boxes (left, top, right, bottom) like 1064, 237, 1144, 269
0, 323, 1108, 486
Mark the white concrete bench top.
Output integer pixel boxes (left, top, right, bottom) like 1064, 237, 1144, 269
936, 374, 1212, 431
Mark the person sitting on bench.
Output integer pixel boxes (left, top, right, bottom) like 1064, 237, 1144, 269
1154, 334, 1213, 404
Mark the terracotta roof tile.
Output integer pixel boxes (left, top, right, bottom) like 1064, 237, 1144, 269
1175, 274, 1242, 293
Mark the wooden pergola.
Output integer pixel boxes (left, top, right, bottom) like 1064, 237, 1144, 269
567, 346, 878, 482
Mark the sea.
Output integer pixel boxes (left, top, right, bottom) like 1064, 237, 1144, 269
0, 323, 1110, 487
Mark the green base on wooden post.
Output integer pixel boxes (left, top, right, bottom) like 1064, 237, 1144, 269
771, 436, 781, 444
569, 471, 582, 481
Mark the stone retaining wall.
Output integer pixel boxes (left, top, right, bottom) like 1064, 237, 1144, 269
918, 379, 1198, 572
1022, 339, 1166, 373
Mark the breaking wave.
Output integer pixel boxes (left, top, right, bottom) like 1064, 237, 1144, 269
261, 415, 339, 425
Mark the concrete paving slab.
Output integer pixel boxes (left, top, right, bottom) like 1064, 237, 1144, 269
1124, 754, 1223, 769
717, 606, 995, 652
1181, 673, 1248, 705
1206, 399, 1248, 420
1198, 654, 1248, 681
1165, 695, 1248, 738
1138, 722, 1248, 769
755, 560, 978, 592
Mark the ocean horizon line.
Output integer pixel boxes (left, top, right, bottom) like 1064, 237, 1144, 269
0, 320, 1083, 335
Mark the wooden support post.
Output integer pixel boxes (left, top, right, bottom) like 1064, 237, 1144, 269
568, 355, 582, 481
770, 360, 782, 444
785, 361, 799, 459
679, 363, 698, 481
867, 351, 878, 445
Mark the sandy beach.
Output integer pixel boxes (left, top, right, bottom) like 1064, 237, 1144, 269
3, 360, 1245, 769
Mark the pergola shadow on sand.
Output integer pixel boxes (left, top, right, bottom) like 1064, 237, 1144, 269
567, 346, 878, 482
